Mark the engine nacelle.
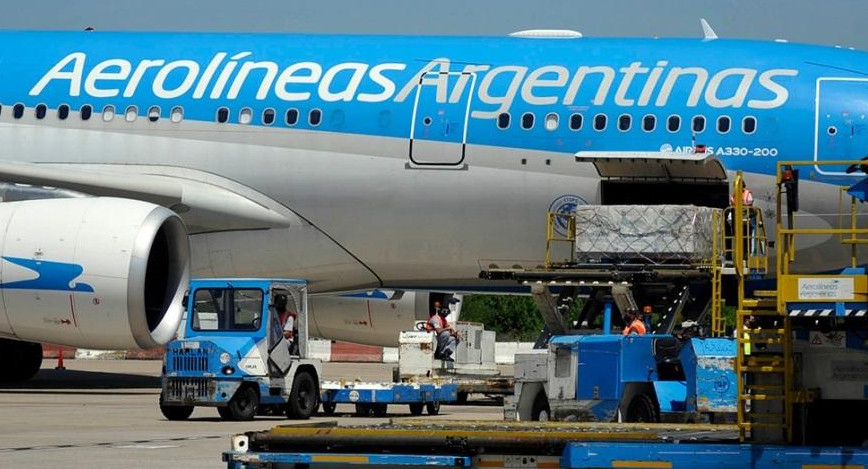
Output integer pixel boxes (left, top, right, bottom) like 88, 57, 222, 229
308, 291, 461, 346
0, 198, 189, 349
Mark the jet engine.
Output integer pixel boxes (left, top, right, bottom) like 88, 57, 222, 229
308, 291, 461, 346
0, 197, 189, 380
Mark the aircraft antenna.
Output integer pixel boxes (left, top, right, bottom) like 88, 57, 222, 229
700, 18, 718, 40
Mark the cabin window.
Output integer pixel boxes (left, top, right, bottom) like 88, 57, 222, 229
286, 108, 299, 126
618, 114, 631, 132
263, 108, 275, 125
593, 114, 607, 131
58, 104, 70, 120
667, 115, 681, 132
309, 109, 322, 126
497, 112, 510, 129
80, 105, 92, 120
125, 106, 138, 122
216, 107, 229, 123
569, 113, 583, 131
717, 116, 731, 134
35, 104, 47, 120
102, 105, 115, 122
170, 106, 183, 123
742, 116, 757, 134
148, 106, 160, 122
521, 112, 535, 130
13, 103, 24, 119
692, 116, 706, 133
239, 108, 253, 125
642, 114, 656, 132
545, 113, 559, 131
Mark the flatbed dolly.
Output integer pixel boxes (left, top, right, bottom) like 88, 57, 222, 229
223, 420, 868, 468
319, 381, 458, 417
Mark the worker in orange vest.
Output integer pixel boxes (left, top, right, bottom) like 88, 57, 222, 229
622, 308, 647, 336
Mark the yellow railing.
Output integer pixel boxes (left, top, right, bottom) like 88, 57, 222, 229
775, 160, 868, 274
545, 211, 576, 267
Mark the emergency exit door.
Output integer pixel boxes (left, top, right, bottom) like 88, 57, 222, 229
409, 71, 475, 166
815, 78, 868, 175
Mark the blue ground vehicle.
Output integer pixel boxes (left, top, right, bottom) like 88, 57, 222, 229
159, 279, 321, 421
510, 334, 737, 423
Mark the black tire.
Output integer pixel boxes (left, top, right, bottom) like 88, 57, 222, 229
625, 394, 658, 423
531, 392, 550, 422
322, 401, 337, 416
286, 371, 318, 420
159, 393, 193, 421
409, 403, 424, 416
355, 403, 373, 417
0, 339, 42, 383
217, 406, 233, 420
226, 386, 258, 421
426, 401, 440, 415
456, 392, 469, 405
372, 403, 388, 417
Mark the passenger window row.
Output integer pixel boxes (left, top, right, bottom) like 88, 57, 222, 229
496, 111, 758, 135
1, 103, 185, 123
0, 102, 758, 136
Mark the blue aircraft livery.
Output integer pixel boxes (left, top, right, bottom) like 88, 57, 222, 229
1, 32, 866, 183
0, 256, 94, 292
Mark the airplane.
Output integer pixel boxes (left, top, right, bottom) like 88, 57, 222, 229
0, 29, 865, 382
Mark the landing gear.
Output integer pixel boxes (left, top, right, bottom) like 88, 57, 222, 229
0, 339, 42, 383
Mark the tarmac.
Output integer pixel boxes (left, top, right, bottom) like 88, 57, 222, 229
0, 360, 508, 469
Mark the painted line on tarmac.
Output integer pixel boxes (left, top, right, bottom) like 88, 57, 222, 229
0, 435, 223, 453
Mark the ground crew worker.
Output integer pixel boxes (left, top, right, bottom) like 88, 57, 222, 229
427, 302, 461, 361
276, 294, 298, 354
730, 183, 758, 257
622, 308, 647, 336
642, 305, 653, 330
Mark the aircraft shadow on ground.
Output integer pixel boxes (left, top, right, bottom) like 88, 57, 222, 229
0, 368, 160, 394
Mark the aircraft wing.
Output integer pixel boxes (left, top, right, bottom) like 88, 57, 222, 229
0, 161, 293, 233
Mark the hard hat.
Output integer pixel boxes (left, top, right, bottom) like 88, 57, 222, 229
643, 305, 652, 314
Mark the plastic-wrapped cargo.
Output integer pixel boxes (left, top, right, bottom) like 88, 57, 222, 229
574, 205, 720, 263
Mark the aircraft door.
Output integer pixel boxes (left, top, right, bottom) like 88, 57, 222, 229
409, 71, 475, 166
815, 78, 868, 175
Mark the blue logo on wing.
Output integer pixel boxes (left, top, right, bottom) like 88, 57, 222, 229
0, 256, 94, 292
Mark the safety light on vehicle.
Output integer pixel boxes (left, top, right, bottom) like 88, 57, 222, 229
219, 352, 231, 365
222, 366, 235, 375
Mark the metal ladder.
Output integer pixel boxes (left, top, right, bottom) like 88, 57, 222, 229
730, 173, 792, 444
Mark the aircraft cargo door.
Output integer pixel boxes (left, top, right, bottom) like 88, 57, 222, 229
815, 78, 868, 175
409, 71, 475, 166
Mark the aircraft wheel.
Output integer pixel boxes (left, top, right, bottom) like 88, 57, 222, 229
0, 339, 42, 383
